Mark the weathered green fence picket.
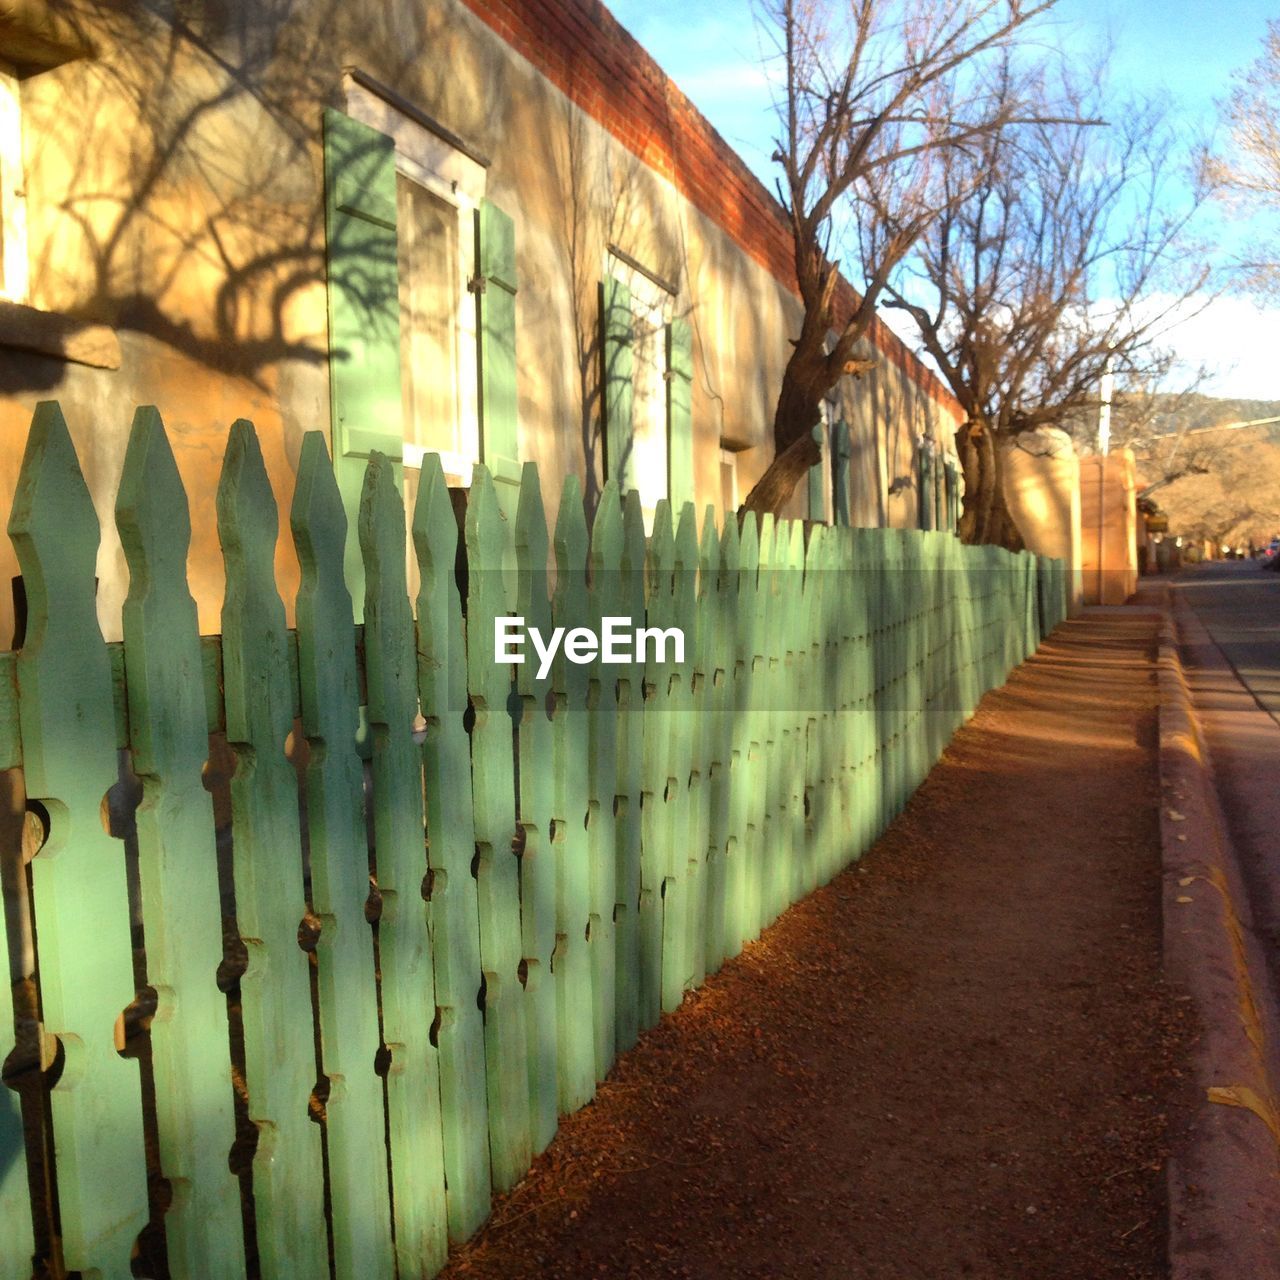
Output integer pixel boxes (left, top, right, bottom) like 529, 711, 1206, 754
661, 504, 698, 1009
725, 512, 759, 958
9, 403, 147, 1279
687, 507, 718, 991
465, 467, 531, 1191
638, 502, 672, 1028
513, 463, 558, 1153
361, 454, 450, 1276
116, 409, 246, 1279
704, 513, 737, 975
587, 483, 622, 1079
412, 455, 491, 1242
612, 491, 646, 1054
290, 433, 394, 1278
552, 477, 595, 1110
217, 420, 328, 1279
748, 513, 776, 941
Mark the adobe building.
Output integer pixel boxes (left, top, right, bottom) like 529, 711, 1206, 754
1079, 451, 1139, 605
0, 0, 964, 642
1002, 427, 1084, 611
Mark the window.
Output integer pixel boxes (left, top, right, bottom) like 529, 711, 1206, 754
340, 74, 487, 486
324, 75, 521, 600
601, 252, 693, 529
0, 61, 26, 303
622, 267, 670, 521
720, 446, 739, 513
396, 172, 463, 472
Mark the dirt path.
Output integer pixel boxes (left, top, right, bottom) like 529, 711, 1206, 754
442, 608, 1192, 1280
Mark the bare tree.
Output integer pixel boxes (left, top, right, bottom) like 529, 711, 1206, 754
1206, 19, 1280, 300
882, 69, 1209, 546
740, 0, 1057, 515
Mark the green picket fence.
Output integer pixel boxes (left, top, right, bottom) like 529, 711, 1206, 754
0, 402, 1069, 1280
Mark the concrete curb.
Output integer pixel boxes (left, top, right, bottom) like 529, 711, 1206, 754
1158, 586, 1280, 1279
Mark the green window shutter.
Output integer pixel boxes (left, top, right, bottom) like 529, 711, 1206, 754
602, 278, 633, 492
918, 444, 935, 530
323, 108, 403, 461
807, 421, 825, 522
667, 316, 694, 509
832, 419, 852, 527
476, 200, 521, 513
945, 457, 960, 531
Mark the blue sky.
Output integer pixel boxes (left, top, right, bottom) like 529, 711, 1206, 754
607, 0, 1280, 401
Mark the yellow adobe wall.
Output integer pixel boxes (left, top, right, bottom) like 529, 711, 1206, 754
1002, 428, 1082, 610
1079, 451, 1138, 606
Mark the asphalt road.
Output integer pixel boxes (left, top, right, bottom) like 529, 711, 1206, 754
1174, 560, 1280, 724
1172, 559, 1280, 1035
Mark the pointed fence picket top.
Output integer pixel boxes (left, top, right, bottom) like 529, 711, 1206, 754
360, 452, 449, 1276
612, 490, 647, 1054
217, 419, 327, 1280
8, 402, 149, 1279
587, 481, 622, 1079
551, 475, 595, 1112
116, 407, 245, 1279
289, 433, 393, 1278
464, 465, 532, 1191
512, 461, 558, 1153
412, 453, 491, 1242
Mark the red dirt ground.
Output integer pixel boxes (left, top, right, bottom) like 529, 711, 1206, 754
440, 608, 1193, 1280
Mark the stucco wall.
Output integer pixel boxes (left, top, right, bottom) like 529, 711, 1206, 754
0, 0, 961, 644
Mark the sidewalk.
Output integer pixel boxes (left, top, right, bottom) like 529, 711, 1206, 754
442, 602, 1188, 1280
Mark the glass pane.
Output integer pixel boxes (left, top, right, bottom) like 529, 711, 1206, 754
397, 174, 459, 454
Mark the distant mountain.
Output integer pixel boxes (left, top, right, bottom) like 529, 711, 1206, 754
1129, 393, 1280, 443
1129, 392, 1280, 548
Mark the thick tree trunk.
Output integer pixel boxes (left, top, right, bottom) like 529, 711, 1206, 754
956, 420, 1024, 551
740, 431, 821, 515
741, 339, 830, 514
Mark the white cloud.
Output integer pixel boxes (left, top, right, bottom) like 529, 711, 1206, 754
1159, 295, 1280, 401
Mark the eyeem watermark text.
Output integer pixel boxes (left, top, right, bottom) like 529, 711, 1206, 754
494, 616, 685, 679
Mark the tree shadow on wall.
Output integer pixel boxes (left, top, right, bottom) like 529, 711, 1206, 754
7, 0, 483, 400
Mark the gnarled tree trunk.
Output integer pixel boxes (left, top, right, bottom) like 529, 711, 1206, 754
956, 419, 1025, 551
